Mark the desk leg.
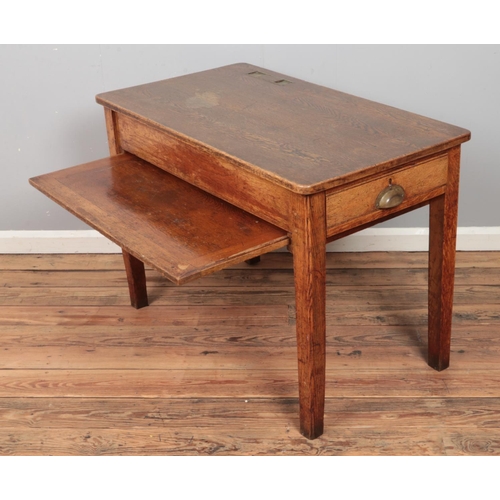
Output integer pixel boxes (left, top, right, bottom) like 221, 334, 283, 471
428, 146, 461, 371
292, 193, 327, 439
104, 110, 148, 309
122, 250, 149, 309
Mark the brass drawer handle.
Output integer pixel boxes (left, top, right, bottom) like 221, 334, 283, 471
376, 183, 405, 209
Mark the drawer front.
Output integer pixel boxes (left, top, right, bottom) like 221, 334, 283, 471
326, 154, 448, 236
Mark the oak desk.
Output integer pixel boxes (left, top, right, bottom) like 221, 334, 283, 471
30, 63, 471, 439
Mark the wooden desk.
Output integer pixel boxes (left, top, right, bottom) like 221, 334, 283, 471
30, 63, 470, 439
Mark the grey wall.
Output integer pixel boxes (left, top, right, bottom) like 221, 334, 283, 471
1, 45, 498, 230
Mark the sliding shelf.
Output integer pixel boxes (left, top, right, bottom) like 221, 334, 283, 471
29, 153, 289, 284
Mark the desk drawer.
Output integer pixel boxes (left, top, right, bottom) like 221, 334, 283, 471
326, 153, 448, 236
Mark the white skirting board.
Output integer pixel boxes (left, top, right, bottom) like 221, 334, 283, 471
1, 228, 500, 253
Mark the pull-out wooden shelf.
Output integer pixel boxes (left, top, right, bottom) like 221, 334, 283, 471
29, 153, 289, 285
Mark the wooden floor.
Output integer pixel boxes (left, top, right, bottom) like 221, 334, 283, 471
1, 251, 500, 455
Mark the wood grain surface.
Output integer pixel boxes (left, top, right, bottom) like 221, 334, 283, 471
291, 192, 327, 439
428, 146, 461, 370
116, 112, 295, 228
1, 252, 499, 455
122, 250, 148, 309
326, 152, 448, 235
29, 153, 289, 285
96, 63, 470, 193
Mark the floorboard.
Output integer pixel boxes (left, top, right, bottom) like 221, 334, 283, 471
1, 251, 499, 455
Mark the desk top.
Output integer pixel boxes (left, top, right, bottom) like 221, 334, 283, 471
96, 63, 470, 193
